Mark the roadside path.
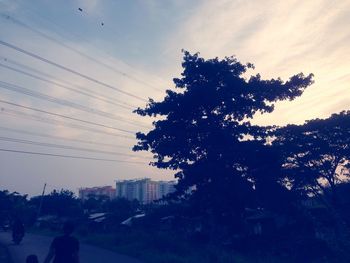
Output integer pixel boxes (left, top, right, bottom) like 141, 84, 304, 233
0, 231, 143, 263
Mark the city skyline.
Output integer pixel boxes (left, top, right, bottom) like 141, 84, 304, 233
79, 178, 176, 204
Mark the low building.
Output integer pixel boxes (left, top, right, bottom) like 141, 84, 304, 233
79, 186, 115, 201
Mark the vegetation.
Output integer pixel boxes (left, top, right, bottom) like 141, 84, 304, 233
132, 51, 350, 261
1, 52, 350, 262
80, 229, 294, 263
30, 189, 82, 218
134, 51, 313, 226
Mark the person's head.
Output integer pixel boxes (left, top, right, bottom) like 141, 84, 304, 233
63, 221, 75, 235
26, 254, 39, 263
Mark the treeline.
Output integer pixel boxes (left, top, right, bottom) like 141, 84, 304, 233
0, 189, 140, 230
1, 52, 350, 262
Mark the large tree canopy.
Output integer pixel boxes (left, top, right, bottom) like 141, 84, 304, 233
134, 52, 313, 218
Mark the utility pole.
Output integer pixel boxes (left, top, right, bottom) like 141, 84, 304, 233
37, 183, 46, 220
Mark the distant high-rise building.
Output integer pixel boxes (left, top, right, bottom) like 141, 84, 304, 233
115, 178, 176, 204
158, 181, 176, 198
79, 186, 115, 201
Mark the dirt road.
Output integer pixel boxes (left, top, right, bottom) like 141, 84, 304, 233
0, 231, 143, 263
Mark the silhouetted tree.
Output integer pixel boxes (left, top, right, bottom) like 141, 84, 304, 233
105, 198, 139, 226
275, 111, 350, 254
244, 144, 298, 213
0, 190, 31, 224
82, 194, 110, 213
0, 190, 17, 222
134, 51, 313, 225
330, 182, 350, 224
275, 111, 350, 205
30, 189, 82, 218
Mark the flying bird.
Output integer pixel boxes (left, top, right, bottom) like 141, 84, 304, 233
78, 8, 83, 12
101, 22, 104, 26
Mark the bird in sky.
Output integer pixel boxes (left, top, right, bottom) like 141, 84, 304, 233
77, 7, 104, 27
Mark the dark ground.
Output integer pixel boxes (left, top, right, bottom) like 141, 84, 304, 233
0, 231, 143, 263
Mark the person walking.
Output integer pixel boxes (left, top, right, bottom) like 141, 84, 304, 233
44, 221, 79, 263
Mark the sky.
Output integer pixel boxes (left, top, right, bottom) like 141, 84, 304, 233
0, 0, 349, 196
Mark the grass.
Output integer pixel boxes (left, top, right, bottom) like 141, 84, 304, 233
29, 226, 292, 263
82, 233, 239, 263
77, 227, 292, 263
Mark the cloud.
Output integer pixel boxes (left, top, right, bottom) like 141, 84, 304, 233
163, 0, 350, 125
1, 0, 349, 194
0, 0, 19, 12
0, 7, 161, 164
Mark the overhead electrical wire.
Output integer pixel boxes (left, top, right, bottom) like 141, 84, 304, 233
0, 60, 135, 110
0, 108, 135, 140
0, 148, 147, 164
0, 5, 160, 166
14, 4, 167, 89
0, 13, 163, 92
0, 99, 138, 135
0, 11, 157, 164
1, 56, 65, 82
0, 80, 150, 128
0, 39, 148, 102
0, 135, 149, 159
0, 80, 136, 125
1, 57, 136, 109
0, 126, 131, 149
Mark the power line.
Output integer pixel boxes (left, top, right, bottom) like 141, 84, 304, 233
0, 39, 148, 102
0, 80, 150, 128
1, 55, 111, 96
0, 13, 163, 92
0, 135, 147, 159
0, 60, 135, 110
2, 57, 71, 84
0, 99, 137, 135
2, 56, 62, 81
22, 3, 155, 83
0, 80, 138, 126
0, 126, 131, 149
0, 107, 135, 140
0, 148, 147, 164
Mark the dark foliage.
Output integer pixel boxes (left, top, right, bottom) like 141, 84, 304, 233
30, 189, 82, 218
104, 198, 140, 227
275, 110, 350, 204
134, 51, 313, 225
0, 190, 35, 226
82, 194, 110, 213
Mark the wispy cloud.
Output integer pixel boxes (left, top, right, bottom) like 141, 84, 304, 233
164, 0, 350, 125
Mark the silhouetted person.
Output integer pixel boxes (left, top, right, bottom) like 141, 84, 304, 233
12, 217, 25, 243
26, 254, 39, 263
44, 222, 79, 263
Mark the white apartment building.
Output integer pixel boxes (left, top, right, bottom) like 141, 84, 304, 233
115, 178, 176, 204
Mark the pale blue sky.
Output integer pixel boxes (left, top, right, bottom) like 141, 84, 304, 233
0, 0, 349, 196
